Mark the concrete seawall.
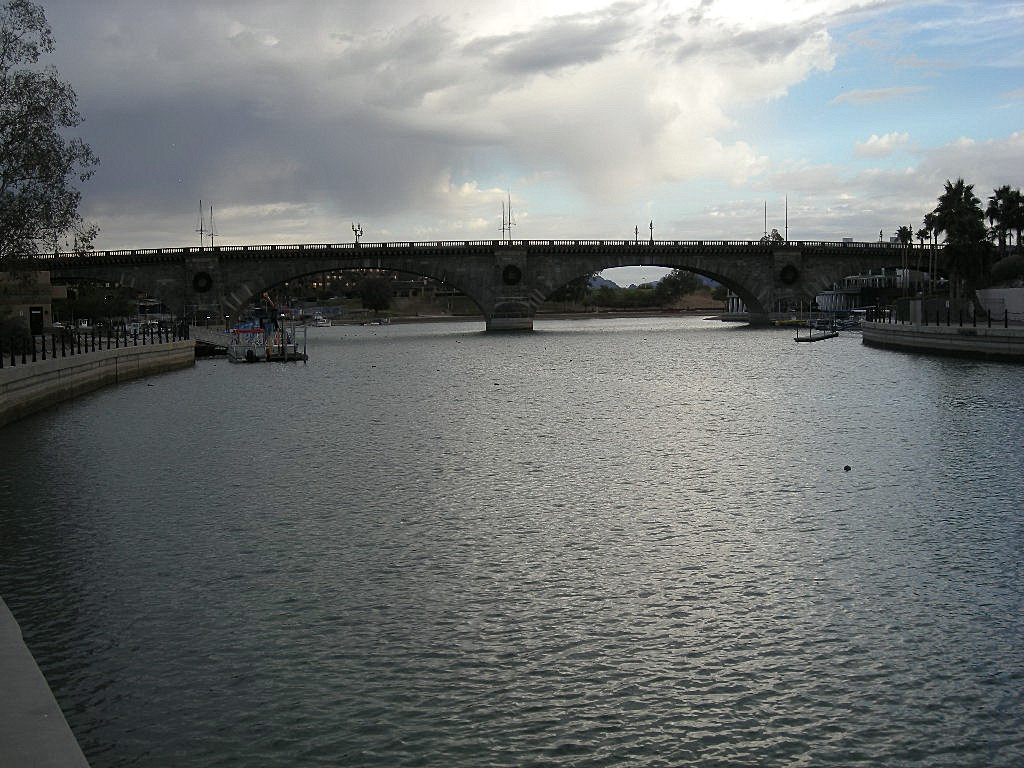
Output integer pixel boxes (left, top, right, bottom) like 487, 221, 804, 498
1, 598, 90, 767
862, 321, 1024, 361
0, 340, 195, 429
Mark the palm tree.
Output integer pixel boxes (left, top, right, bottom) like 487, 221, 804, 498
929, 178, 989, 297
895, 225, 913, 295
986, 185, 1014, 256
914, 226, 929, 277
1007, 188, 1024, 254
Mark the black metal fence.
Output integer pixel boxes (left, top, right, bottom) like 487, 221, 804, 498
869, 306, 1013, 328
1, 323, 190, 369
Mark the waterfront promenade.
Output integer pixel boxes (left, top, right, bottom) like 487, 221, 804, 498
862, 318, 1024, 361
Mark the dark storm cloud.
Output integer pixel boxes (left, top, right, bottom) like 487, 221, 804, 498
37, 0, 481, 237
466, 13, 631, 75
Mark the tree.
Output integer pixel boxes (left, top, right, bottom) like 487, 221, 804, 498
0, 0, 98, 264
654, 269, 702, 304
358, 276, 391, 314
914, 225, 929, 275
548, 272, 594, 303
986, 185, 1023, 257
894, 225, 913, 295
928, 178, 990, 297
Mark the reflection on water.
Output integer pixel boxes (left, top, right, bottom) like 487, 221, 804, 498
2, 317, 1022, 767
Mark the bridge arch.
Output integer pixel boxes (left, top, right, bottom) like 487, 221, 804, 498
226, 263, 489, 321
538, 259, 765, 315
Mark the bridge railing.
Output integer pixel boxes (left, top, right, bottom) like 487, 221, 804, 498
29, 238, 943, 261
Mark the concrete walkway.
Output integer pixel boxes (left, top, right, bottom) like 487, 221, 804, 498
862, 320, 1024, 361
0, 598, 89, 766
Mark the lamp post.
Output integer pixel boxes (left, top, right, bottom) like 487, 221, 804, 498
352, 222, 363, 246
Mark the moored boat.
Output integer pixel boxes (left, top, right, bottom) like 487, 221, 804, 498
227, 321, 307, 362
794, 329, 839, 342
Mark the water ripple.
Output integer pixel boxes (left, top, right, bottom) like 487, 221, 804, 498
1, 319, 1022, 767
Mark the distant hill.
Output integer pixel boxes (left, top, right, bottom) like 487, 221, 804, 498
590, 271, 721, 290
588, 275, 619, 290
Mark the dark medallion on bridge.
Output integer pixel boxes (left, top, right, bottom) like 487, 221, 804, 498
192, 271, 213, 293
779, 264, 799, 285
501, 264, 523, 286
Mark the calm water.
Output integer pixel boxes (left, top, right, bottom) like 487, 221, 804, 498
1, 317, 1022, 767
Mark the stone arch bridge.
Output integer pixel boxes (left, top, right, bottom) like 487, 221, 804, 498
36, 238, 932, 331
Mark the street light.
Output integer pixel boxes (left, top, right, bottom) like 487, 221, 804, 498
352, 222, 363, 245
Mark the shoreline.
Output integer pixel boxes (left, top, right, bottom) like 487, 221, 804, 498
861, 320, 1024, 362
383, 308, 726, 325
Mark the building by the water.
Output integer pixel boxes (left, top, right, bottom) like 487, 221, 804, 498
725, 267, 933, 315
0, 271, 67, 333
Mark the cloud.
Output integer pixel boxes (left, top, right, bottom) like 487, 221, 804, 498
33, 0, 1022, 251
831, 86, 927, 104
895, 54, 959, 70
998, 87, 1024, 108
466, 13, 630, 75
741, 131, 1024, 241
854, 132, 911, 158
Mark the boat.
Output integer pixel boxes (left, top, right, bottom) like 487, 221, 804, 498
227, 318, 307, 362
795, 321, 839, 343
795, 329, 839, 342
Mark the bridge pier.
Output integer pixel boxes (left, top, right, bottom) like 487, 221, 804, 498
485, 315, 534, 332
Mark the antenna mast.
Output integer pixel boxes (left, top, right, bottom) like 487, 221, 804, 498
196, 200, 206, 246
208, 204, 217, 247
501, 190, 516, 242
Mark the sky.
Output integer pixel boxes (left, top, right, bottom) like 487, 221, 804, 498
38, 0, 1024, 285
